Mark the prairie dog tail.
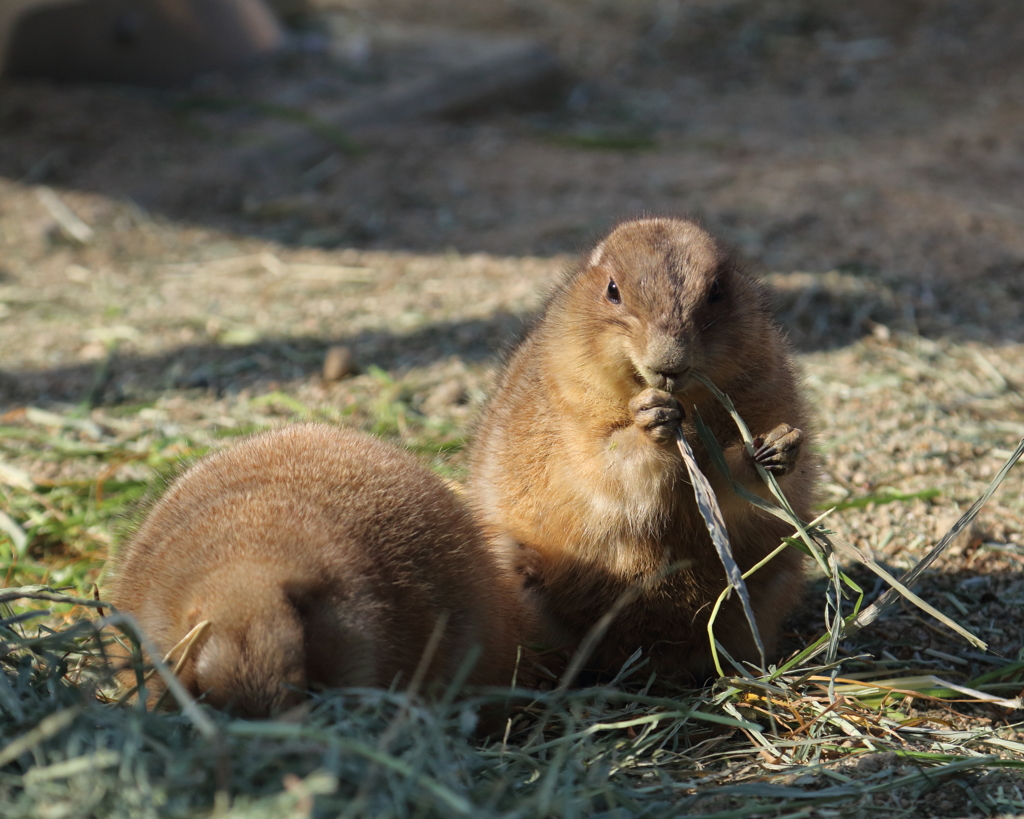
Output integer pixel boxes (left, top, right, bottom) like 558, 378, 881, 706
182, 563, 308, 718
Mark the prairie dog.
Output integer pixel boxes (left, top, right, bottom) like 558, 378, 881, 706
2, 0, 283, 86
469, 217, 817, 680
108, 424, 526, 717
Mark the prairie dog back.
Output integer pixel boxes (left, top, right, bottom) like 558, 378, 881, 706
109, 424, 525, 717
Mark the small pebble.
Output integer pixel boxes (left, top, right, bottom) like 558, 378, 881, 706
323, 346, 355, 381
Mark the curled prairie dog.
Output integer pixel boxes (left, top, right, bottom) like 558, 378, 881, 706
469, 217, 817, 681
108, 424, 527, 717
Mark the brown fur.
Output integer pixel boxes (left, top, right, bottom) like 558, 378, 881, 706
1, 0, 282, 87
108, 424, 527, 717
469, 217, 817, 681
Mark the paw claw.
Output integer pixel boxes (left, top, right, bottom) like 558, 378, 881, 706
630, 388, 682, 443
751, 424, 803, 475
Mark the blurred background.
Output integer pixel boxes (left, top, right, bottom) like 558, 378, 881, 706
1, 0, 1022, 409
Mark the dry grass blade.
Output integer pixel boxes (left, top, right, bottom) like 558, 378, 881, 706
692, 373, 1022, 665
690, 375, 847, 663
0, 585, 109, 611
555, 576, 645, 692
35, 187, 95, 245
790, 438, 1024, 667
691, 373, 827, 565
0, 707, 85, 769
227, 723, 476, 817
2, 568, 1023, 816
0, 511, 27, 554
842, 436, 1024, 635
706, 540, 791, 676
2, 366, 1022, 816
406, 613, 450, 698
152, 620, 212, 711
809, 674, 1023, 709
675, 427, 766, 667
828, 536, 987, 649
102, 610, 220, 742
0, 460, 34, 492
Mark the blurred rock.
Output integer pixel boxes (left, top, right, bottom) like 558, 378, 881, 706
422, 378, 468, 415
263, 0, 309, 24
322, 345, 355, 381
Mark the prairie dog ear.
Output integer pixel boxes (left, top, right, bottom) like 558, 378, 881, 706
588, 242, 606, 269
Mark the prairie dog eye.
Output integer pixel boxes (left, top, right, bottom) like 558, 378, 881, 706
708, 278, 724, 304
606, 279, 621, 304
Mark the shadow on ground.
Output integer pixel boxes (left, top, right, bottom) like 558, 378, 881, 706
3, 265, 1023, 411
0, 312, 526, 408
781, 560, 1024, 695
2, 1, 1024, 412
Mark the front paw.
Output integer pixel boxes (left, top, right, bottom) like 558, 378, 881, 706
629, 388, 683, 444
751, 423, 803, 475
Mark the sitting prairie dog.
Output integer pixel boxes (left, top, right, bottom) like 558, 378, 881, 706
108, 424, 527, 717
468, 217, 817, 681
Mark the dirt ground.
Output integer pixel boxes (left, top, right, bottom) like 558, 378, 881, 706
1, 0, 1024, 731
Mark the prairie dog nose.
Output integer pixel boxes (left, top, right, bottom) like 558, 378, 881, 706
653, 366, 692, 392
645, 334, 690, 376
655, 365, 690, 380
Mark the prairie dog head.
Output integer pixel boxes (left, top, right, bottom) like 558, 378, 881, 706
179, 567, 309, 718
557, 218, 771, 398
189, 619, 307, 717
